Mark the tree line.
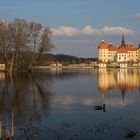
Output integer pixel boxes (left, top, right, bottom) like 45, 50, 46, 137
36, 54, 97, 66
0, 18, 54, 72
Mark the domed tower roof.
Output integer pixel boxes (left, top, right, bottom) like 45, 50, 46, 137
98, 40, 108, 49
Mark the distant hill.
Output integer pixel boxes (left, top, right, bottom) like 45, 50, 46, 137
0, 52, 97, 66
36, 53, 97, 66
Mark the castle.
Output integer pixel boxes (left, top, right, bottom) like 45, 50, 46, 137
98, 35, 140, 68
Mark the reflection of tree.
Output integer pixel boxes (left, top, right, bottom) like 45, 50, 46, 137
0, 73, 54, 139
30, 74, 52, 117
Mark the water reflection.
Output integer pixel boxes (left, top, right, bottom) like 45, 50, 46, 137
0, 73, 53, 139
98, 68, 140, 96
0, 69, 140, 139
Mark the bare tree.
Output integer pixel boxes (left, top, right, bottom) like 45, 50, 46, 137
27, 23, 54, 72
9, 19, 30, 72
0, 21, 12, 70
0, 18, 54, 72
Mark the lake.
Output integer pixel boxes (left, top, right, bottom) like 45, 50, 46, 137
0, 68, 140, 140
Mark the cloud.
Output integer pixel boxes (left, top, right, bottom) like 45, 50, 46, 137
133, 12, 140, 19
102, 26, 135, 35
81, 25, 98, 35
52, 25, 135, 36
52, 26, 78, 36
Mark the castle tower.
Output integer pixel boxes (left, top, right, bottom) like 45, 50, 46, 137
121, 34, 125, 46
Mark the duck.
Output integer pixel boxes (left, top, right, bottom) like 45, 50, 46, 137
94, 104, 106, 112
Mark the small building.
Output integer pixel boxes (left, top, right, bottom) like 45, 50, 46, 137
0, 63, 5, 71
50, 63, 57, 67
91, 61, 98, 67
98, 62, 106, 68
50, 61, 62, 68
119, 62, 128, 68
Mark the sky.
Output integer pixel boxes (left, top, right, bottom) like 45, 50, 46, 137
0, 0, 140, 57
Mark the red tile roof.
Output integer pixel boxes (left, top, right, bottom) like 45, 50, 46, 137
98, 41, 138, 53
117, 47, 128, 53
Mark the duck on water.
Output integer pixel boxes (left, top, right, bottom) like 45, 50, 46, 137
94, 104, 106, 112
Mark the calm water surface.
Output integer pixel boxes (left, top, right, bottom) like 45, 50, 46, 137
0, 68, 140, 140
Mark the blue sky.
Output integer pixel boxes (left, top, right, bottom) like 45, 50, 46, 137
0, 0, 140, 57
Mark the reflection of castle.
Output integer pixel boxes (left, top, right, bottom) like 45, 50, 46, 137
98, 69, 140, 99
